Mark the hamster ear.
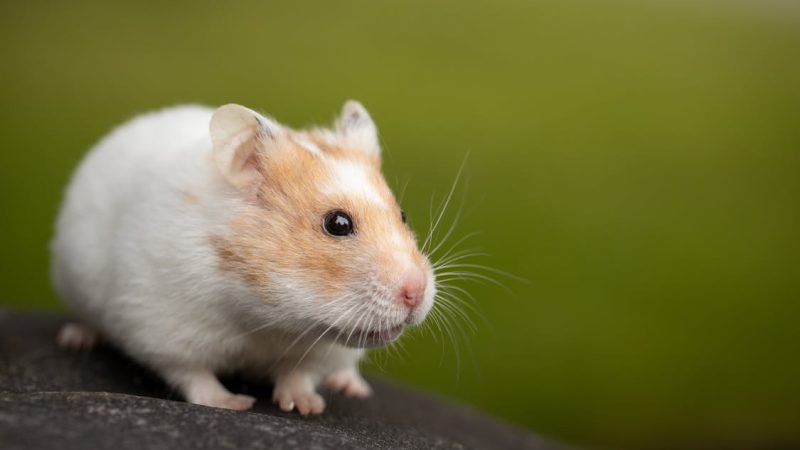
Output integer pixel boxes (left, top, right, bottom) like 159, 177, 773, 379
210, 104, 280, 196
336, 100, 380, 155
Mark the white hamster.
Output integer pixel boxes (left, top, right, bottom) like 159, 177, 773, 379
51, 101, 436, 415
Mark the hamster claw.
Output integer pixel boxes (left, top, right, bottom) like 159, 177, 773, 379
273, 385, 326, 415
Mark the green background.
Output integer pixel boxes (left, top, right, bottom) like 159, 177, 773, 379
2, 1, 799, 448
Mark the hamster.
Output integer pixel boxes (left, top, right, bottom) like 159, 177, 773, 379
50, 101, 436, 415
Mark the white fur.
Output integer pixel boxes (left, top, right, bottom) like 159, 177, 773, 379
390, 231, 405, 248
51, 105, 367, 412
322, 159, 388, 208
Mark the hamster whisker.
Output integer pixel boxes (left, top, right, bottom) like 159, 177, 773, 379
268, 300, 360, 371
433, 301, 462, 375
233, 316, 286, 340
396, 179, 410, 205
385, 330, 408, 364
293, 303, 360, 371
434, 293, 478, 333
321, 305, 360, 360
436, 285, 480, 316
343, 307, 370, 348
245, 307, 326, 339
423, 196, 436, 254
423, 191, 451, 256
428, 308, 445, 343
396, 337, 410, 361
442, 300, 473, 363
375, 316, 391, 362
421, 156, 467, 255
359, 315, 375, 349
434, 292, 475, 330
432, 232, 483, 266
439, 263, 528, 284
372, 311, 394, 368
426, 191, 469, 259
426, 307, 450, 366
435, 271, 511, 293
322, 298, 364, 359
424, 304, 444, 343
436, 285, 490, 329
382, 316, 409, 363
366, 346, 386, 373
436, 282, 477, 303
433, 249, 489, 271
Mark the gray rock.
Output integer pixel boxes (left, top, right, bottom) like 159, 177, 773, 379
0, 309, 566, 450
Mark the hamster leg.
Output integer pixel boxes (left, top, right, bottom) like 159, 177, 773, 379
272, 368, 326, 415
324, 366, 372, 398
57, 322, 99, 350
166, 368, 255, 411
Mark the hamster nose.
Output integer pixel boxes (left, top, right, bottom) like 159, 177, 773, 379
399, 270, 426, 308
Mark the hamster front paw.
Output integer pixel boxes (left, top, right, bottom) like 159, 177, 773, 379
324, 367, 372, 398
272, 371, 326, 415
273, 388, 325, 416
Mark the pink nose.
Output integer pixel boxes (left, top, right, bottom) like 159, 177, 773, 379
399, 271, 426, 308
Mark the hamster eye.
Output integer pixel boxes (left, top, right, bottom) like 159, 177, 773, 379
401, 210, 407, 223
323, 210, 354, 237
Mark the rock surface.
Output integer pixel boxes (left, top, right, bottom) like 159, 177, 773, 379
0, 309, 566, 450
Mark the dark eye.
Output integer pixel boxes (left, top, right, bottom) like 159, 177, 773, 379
323, 210, 354, 237
400, 210, 407, 223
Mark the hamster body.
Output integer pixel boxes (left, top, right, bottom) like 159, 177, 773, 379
51, 102, 435, 414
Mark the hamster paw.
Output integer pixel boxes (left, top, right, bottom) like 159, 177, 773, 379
57, 323, 99, 350
177, 370, 256, 411
272, 386, 326, 415
196, 393, 256, 411
324, 368, 373, 398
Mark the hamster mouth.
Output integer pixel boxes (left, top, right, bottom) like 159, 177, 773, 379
334, 324, 405, 348
363, 324, 404, 348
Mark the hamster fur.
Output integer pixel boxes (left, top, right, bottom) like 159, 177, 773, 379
51, 101, 436, 414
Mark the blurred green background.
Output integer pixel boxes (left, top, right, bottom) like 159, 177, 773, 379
2, 0, 799, 448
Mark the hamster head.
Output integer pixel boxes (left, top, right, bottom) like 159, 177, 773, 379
210, 101, 435, 348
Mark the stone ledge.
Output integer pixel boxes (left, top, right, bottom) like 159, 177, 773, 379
0, 309, 566, 450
